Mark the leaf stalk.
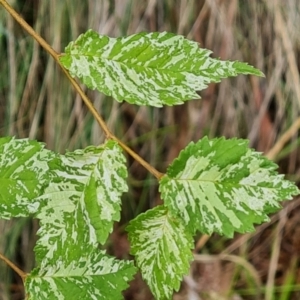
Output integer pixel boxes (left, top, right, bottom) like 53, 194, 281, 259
0, 252, 27, 282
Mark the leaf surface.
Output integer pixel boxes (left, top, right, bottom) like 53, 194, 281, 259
34, 140, 128, 266
0, 137, 54, 218
25, 250, 136, 300
127, 205, 193, 300
159, 137, 299, 237
60, 30, 263, 107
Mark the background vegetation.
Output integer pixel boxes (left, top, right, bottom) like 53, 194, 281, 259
0, 0, 300, 299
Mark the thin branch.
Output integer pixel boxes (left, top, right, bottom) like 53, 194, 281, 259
0, 252, 27, 282
0, 0, 164, 180
57, 65, 112, 137
112, 137, 164, 179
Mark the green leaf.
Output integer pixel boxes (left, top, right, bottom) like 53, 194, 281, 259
34, 140, 128, 266
59, 30, 263, 107
0, 137, 54, 219
159, 137, 300, 237
28, 140, 135, 299
25, 250, 136, 300
79, 140, 128, 244
34, 190, 95, 267
127, 205, 194, 300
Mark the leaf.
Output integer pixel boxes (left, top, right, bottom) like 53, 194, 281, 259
159, 137, 300, 237
59, 30, 263, 107
78, 140, 128, 244
34, 140, 128, 266
0, 137, 55, 219
34, 190, 95, 267
25, 250, 136, 300
28, 140, 135, 299
127, 205, 194, 300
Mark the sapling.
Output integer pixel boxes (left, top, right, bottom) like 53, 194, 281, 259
0, 1, 299, 299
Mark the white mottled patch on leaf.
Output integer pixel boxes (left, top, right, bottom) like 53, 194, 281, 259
34, 140, 128, 267
127, 205, 193, 300
59, 30, 264, 107
25, 250, 136, 300
160, 136, 300, 237
0, 137, 54, 219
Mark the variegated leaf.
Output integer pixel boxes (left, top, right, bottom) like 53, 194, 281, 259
34, 188, 94, 267
0, 137, 55, 218
159, 137, 299, 237
59, 30, 263, 107
25, 250, 136, 300
34, 140, 128, 266
127, 205, 193, 300
77, 140, 128, 244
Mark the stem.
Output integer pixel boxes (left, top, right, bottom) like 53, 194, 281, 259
0, 0, 164, 180
266, 116, 300, 160
0, 252, 27, 282
112, 137, 164, 179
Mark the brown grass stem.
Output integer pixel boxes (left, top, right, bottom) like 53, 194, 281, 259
266, 116, 300, 160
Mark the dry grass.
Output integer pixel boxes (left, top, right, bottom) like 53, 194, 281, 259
0, 0, 300, 299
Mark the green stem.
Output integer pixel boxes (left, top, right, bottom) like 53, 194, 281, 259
0, 0, 164, 180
